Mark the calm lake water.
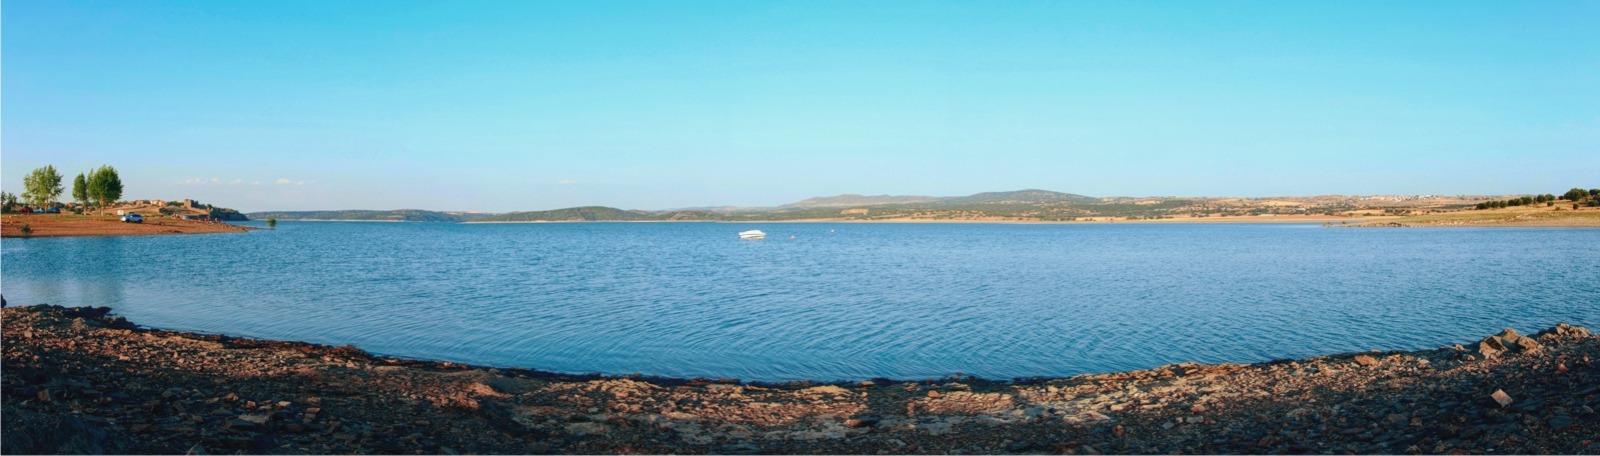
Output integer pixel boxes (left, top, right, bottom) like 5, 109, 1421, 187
3, 222, 1597, 381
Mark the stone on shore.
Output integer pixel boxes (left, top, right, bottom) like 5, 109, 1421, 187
1490, 389, 1514, 408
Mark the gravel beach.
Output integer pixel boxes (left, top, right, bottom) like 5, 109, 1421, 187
3, 305, 1596, 454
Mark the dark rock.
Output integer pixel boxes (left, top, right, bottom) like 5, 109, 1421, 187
720, 442, 762, 455
53, 416, 109, 454
1007, 440, 1034, 452
1548, 415, 1574, 431
225, 418, 260, 431
106, 316, 137, 330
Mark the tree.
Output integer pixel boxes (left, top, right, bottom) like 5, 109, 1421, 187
21, 165, 64, 208
1562, 188, 1588, 201
86, 165, 124, 214
0, 191, 16, 212
266, 218, 277, 229
72, 173, 89, 207
1590, 189, 1599, 199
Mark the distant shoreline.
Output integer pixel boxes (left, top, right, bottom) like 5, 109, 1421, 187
461, 215, 1372, 225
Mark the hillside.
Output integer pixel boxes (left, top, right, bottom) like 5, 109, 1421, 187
781, 194, 942, 208
472, 206, 657, 222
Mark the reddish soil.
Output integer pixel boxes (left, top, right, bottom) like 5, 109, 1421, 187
1, 214, 250, 238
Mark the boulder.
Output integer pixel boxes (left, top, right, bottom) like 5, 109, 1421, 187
1536, 323, 1592, 342
1477, 336, 1507, 359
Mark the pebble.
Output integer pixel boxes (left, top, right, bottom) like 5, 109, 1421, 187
1491, 389, 1514, 408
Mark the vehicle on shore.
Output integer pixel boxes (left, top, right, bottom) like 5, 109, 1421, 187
738, 229, 765, 240
121, 213, 143, 223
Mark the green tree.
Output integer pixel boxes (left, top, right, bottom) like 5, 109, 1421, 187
72, 173, 89, 207
266, 218, 277, 229
1590, 189, 1599, 199
21, 165, 64, 208
1562, 188, 1588, 201
86, 165, 124, 214
0, 191, 16, 212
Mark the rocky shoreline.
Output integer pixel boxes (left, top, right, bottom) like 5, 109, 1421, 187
4, 305, 1597, 455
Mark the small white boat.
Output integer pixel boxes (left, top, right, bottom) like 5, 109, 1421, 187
738, 229, 766, 240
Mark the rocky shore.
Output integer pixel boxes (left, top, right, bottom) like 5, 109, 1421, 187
4, 305, 1597, 455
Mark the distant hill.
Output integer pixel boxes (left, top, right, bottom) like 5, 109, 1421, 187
472, 206, 657, 222
942, 189, 1099, 204
781, 194, 942, 208
246, 209, 463, 222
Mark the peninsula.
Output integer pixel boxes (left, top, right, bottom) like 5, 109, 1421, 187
1, 199, 250, 238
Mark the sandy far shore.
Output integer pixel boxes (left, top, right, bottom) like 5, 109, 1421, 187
1350, 206, 1600, 228
3, 305, 1597, 454
0, 214, 251, 238
465, 216, 1379, 225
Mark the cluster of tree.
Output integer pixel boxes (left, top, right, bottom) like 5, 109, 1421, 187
1476, 194, 1557, 209
1563, 187, 1600, 201
9, 165, 123, 213
1476, 188, 1600, 210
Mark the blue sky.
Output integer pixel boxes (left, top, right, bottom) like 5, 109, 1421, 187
4, 1, 1597, 212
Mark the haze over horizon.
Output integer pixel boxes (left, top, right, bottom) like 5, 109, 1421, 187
4, 1, 1597, 212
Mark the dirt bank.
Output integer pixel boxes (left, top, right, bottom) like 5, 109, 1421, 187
1348, 206, 1600, 228
3, 305, 1597, 454
1, 214, 251, 238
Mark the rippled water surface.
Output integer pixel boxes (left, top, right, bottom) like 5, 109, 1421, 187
4, 222, 1597, 380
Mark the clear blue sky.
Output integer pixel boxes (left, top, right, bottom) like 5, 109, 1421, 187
4, 1, 1597, 212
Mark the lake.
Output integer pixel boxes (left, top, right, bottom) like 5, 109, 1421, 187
3, 222, 1597, 381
